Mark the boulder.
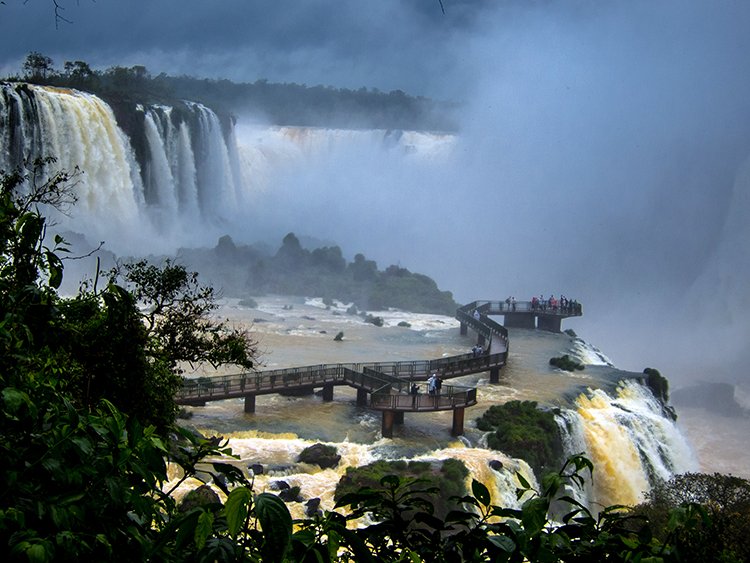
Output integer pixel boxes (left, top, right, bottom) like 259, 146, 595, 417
297, 443, 341, 469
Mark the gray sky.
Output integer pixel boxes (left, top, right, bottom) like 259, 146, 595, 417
0, 0, 486, 99
3, 1, 750, 382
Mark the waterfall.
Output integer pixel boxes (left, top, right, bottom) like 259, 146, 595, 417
1, 83, 144, 229
0, 83, 248, 252
185, 101, 240, 220
556, 380, 697, 508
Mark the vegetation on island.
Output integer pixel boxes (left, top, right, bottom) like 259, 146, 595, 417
10, 51, 458, 132
335, 459, 470, 521
2, 160, 750, 560
549, 353, 585, 371
476, 400, 564, 477
179, 232, 459, 315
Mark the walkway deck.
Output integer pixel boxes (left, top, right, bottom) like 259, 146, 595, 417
176, 298, 578, 436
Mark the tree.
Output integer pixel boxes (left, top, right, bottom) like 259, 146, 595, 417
23, 51, 54, 80
634, 472, 750, 561
0, 160, 274, 560
63, 59, 95, 87
116, 259, 256, 374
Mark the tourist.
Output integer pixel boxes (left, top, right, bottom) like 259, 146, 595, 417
428, 373, 438, 395
411, 383, 419, 408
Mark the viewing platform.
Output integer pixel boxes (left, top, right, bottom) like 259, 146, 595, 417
459, 299, 582, 334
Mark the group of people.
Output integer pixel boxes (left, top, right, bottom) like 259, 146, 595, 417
531, 294, 582, 315
410, 373, 444, 407
471, 344, 485, 357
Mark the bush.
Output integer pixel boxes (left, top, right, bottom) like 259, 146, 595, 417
633, 472, 750, 562
335, 458, 469, 520
549, 354, 585, 371
476, 401, 564, 477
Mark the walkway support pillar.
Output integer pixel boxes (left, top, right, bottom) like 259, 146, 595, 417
244, 394, 256, 414
451, 407, 465, 436
490, 366, 500, 384
503, 313, 536, 329
460, 322, 467, 336
382, 411, 396, 438
537, 316, 562, 333
322, 384, 334, 402
477, 334, 486, 347
394, 411, 404, 425
356, 389, 368, 406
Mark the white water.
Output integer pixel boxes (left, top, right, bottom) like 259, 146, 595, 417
1, 84, 143, 234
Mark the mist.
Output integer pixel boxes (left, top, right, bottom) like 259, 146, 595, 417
224, 2, 750, 386
3, 1, 750, 385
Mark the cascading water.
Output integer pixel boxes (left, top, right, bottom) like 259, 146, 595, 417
1, 83, 144, 231
0, 83, 248, 252
555, 380, 697, 508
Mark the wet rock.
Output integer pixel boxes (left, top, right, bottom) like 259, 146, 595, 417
278, 485, 302, 503
305, 497, 322, 517
270, 480, 290, 491
248, 463, 264, 475
297, 443, 341, 469
178, 485, 221, 513
489, 460, 504, 472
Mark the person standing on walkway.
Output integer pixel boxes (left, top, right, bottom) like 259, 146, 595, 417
411, 383, 419, 408
428, 373, 437, 395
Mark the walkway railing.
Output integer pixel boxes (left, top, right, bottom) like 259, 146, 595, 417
176, 299, 531, 422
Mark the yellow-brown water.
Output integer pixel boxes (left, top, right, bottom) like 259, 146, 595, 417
176, 296, 697, 511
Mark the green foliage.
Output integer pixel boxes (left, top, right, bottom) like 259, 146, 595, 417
177, 232, 458, 315
0, 161, 274, 560
476, 401, 564, 476
11, 53, 457, 131
295, 454, 705, 562
549, 354, 585, 371
633, 472, 750, 562
114, 259, 256, 375
644, 366, 669, 402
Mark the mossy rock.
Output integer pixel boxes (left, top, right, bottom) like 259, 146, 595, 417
297, 443, 341, 469
549, 354, 585, 371
178, 485, 221, 513
335, 458, 469, 519
476, 400, 564, 477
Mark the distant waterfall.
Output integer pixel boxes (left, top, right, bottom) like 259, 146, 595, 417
555, 381, 697, 508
